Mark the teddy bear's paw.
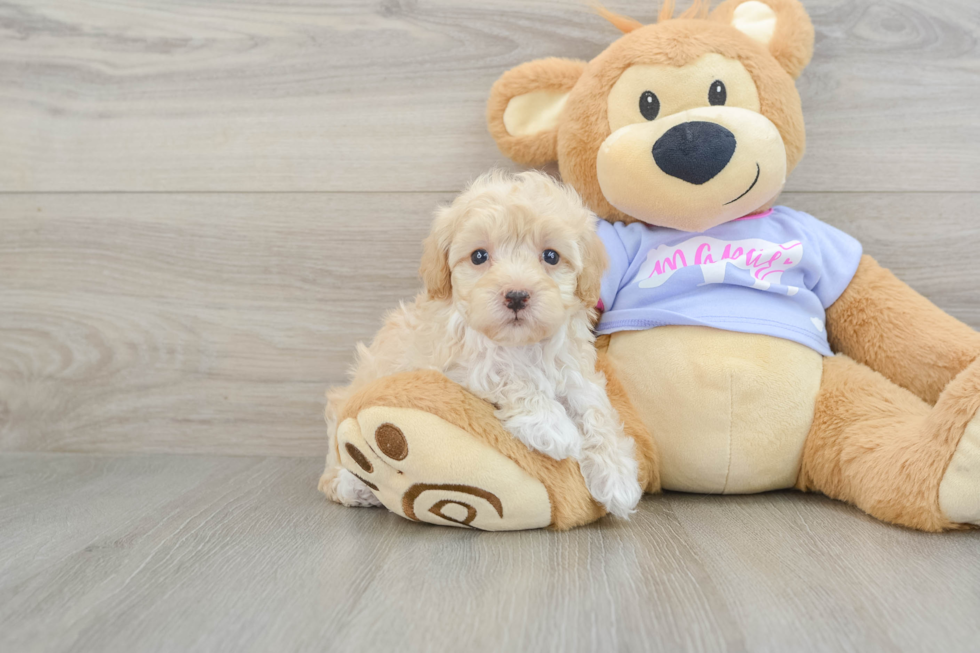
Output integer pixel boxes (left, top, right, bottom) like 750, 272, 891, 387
335, 405, 553, 531
939, 412, 980, 526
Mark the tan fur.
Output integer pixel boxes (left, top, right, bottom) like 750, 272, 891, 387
575, 231, 608, 308
419, 232, 452, 300
798, 355, 980, 532
407, 170, 600, 347
827, 256, 980, 405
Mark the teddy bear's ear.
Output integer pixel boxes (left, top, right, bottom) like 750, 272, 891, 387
487, 58, 586, 166
710, 0, 814, 79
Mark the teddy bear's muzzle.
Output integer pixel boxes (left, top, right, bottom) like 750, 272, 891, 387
596, 106, 787, 232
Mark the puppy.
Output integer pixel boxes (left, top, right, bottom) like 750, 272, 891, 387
320, 171, 642, 518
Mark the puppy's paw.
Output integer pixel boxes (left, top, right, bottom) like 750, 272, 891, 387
321, 467, 383, 508
500, 412, 582, 461
593, 470, 643, 519
580, 448, 642, 519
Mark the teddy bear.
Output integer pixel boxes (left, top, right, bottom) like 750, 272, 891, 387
322, 0, 980, 532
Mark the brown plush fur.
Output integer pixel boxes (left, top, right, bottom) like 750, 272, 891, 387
827, 256, 980, 405
798, 355, 980, 532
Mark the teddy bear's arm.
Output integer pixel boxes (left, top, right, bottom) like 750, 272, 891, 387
825, 255, 980, 404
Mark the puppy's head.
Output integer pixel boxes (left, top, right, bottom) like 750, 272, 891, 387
421, 170, 606, 346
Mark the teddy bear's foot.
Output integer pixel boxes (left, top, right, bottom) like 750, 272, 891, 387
327, 370, 610, 531
940, 412, 980, 525
335, 407, 553, 530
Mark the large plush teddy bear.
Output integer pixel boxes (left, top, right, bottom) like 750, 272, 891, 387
322, 0, 980, 532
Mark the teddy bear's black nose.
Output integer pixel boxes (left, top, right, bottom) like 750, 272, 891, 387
652, 121, 737, 185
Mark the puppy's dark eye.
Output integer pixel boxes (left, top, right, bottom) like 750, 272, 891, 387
639, 91, 660, 121
708, 80, 727, 106
542, 249, 560, 265
470, 249, 489, 265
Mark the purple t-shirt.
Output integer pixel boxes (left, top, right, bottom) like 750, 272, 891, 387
596, 206, 863, 356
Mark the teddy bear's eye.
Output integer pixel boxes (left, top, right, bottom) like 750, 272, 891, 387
471, 249, 489, 265
639, 91, 660, 121
709, 80, 727, 106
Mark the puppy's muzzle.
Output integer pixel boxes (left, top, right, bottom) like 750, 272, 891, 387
653, 121, 737, 185
505, 290, 530, 312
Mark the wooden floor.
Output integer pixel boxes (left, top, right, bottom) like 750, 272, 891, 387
1, 453, 979, 653
2, 0, 980, 651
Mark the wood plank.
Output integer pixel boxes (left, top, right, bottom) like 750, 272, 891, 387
1, 453, 978, 653
0, 192, 438, 456
0, 0, 977, 193
668, 493, 980, 652
2, 191, 978, 456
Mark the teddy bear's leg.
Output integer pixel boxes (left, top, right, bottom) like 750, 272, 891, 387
827, 255, 980, 404
797, 354, 980, 531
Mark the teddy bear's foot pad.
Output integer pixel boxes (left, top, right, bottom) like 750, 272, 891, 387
336, 406, 553, 530
940, 413, 980, 525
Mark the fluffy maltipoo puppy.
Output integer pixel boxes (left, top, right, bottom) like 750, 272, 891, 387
320, 170, 642, 518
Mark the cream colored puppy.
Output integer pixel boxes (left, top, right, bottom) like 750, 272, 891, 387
320, 171, 642, 518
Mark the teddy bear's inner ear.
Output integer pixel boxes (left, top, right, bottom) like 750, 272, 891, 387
731, 1, 778, 46
487, 58, 586, 166
503, 90, 570, 138
711, 0, 815, 80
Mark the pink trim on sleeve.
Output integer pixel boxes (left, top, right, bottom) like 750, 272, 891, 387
734, 208, 774, 221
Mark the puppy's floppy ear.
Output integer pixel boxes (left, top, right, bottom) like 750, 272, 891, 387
419, 232, 452, 301
576, 230, 608, 308
487, 58, 586, 166
711, 0, 814, 79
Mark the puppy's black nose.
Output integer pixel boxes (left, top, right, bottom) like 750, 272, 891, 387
505, 290, 530, 312
652, 121, 737, 185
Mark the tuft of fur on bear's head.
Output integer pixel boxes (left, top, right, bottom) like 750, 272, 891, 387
488, 0, 814, 232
